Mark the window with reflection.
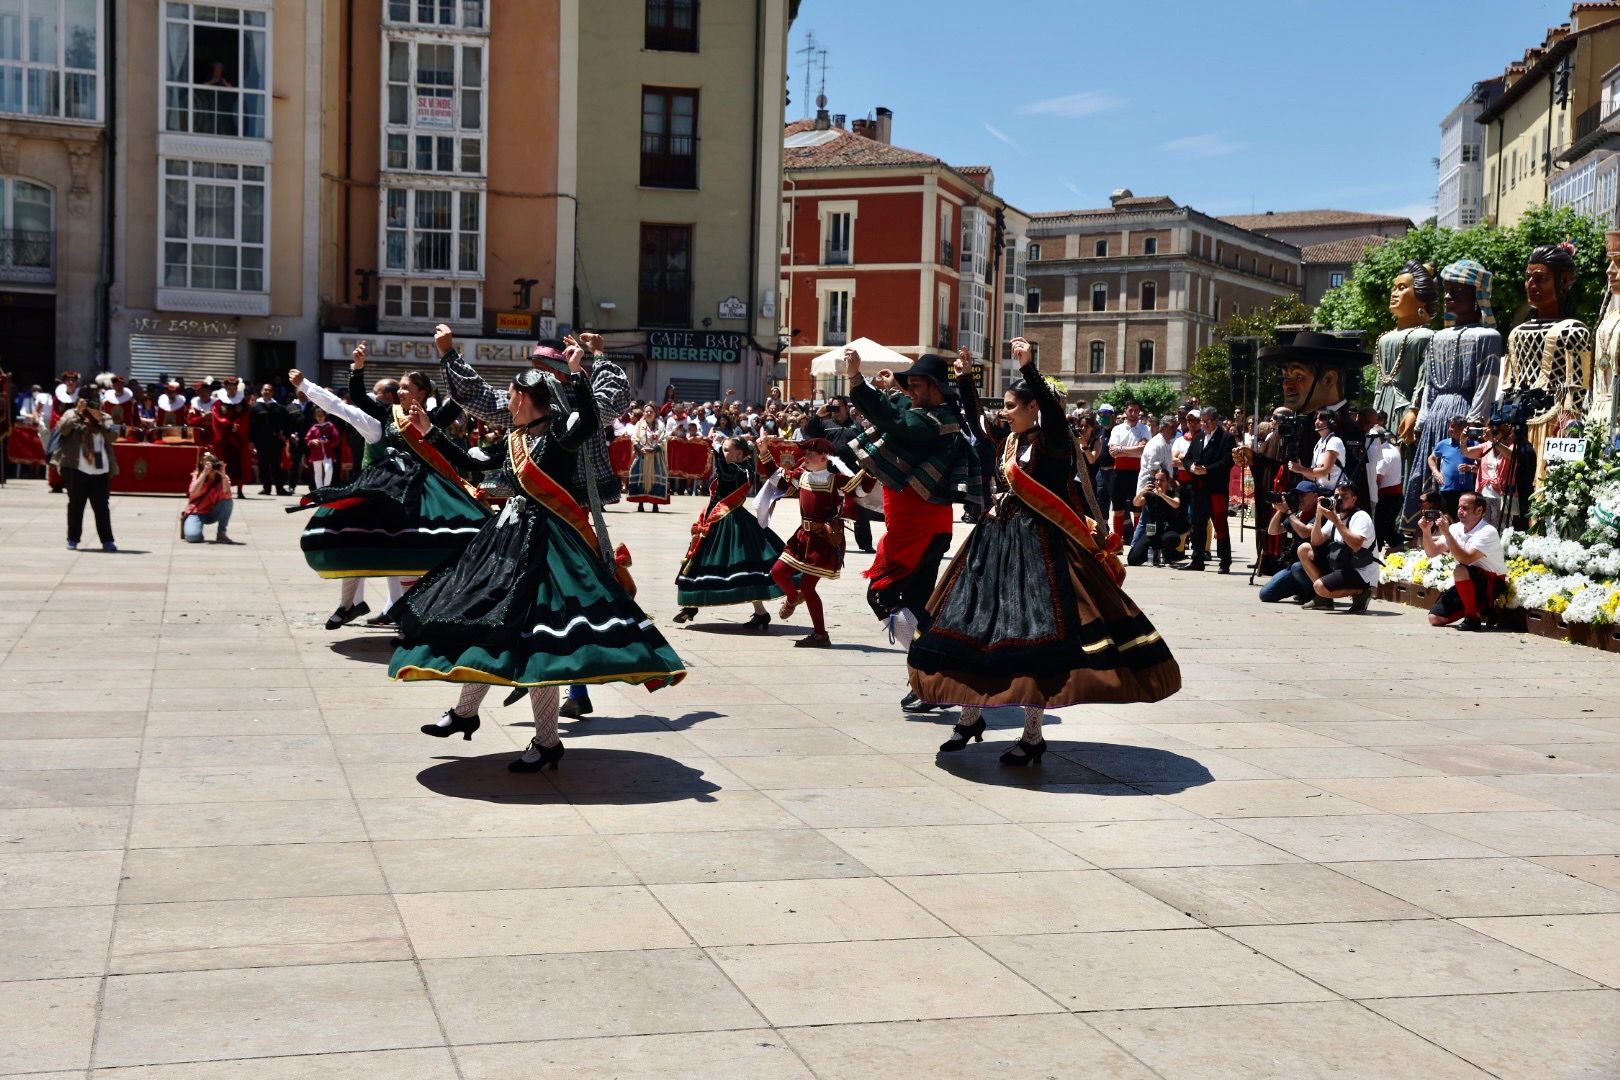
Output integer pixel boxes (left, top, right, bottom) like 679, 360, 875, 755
0, 0, 102, 120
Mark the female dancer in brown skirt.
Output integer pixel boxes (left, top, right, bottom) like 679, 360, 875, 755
908, 338, 1181, 764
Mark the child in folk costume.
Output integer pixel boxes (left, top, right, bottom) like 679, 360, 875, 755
766, 438, 847, 649
304, 408, 341, 490
911, 339, 1181, 765
673, 436, 784, 630
392, 349, 685, 774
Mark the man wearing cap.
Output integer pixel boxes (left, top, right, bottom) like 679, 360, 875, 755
435, 326, 631, 720
1258, 480, 1322, 603
210, 376, 252, 498
843, 346, 980, 711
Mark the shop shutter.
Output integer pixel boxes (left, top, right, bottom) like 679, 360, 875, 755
128, 334, 238, 387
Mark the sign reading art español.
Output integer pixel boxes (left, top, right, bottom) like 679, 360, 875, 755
647, 330, 746, 364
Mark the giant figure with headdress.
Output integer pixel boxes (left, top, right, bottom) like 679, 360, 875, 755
1259, 329, 1373, 510
1503, 242, 1592, 480
1402, 258, 1503, 528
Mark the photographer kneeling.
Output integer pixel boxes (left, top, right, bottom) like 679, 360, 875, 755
1258, 481, 1320, 602
1297, 479, 1378, 613
1420, 491, 1506, 631
1128, 468, 1186, 567
182, 452, 235, 544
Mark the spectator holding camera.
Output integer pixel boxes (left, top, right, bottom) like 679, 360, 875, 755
182, 452, 235, 544
1297, 479, 1377, 612
1128, 468, 1185, 567
1287, 410, 1346, 491
1258, 480, 1321, 602
51, 384, 118, 551
1420, 491, 1507, 631
1427, 416, 1477, 517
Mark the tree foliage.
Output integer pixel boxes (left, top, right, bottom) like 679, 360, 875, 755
1184, 295, 1314, 415
1314, 203, 1610, 344
1093, 377, 1182, 418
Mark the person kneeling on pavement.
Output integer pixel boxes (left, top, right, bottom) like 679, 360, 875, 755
1258, 481, 1320, 603
1127, 468, 1186, 567
1297, 479, 1379, 613
182, 452, 236, 543
1420, 490, 1506, 631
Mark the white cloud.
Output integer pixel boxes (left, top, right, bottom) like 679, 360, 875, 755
983, 122, 1022, 153
1376, 201, 1436, 223
1015, 91, 1123, 119
1161, 133, 1244, 158
1062, 179, 1084, 197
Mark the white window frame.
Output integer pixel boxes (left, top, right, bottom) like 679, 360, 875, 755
817, 278, 853, 347
383, 0, 487, 31
936, 282, 950, 347
0, 175, 54, 282
958, 278, 986, 358
379, 185, 484, 278
379, 278, 482, 329
1027, 241, 1040, 261
818, 200, 856, 266
382, 32, 487, 177
938, 199, 953, 263
156, 157, 269, 315
161, 2, 271, 140
1329, 271, 1345, 288
0, 0, 103, 122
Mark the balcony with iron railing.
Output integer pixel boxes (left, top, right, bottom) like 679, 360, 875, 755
639, 133, 698, 189
823, 328, 848, 346
1577, 102, 1603, 143
823, 244, 850, 266
941, 240, 953, 265
0, 229, 53, 284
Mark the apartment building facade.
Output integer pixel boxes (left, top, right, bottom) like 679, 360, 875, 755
1023, 191, 1299, 400
780, 110, 1031, 399
1438, 78, 1502, 230
0, 0, 108, 387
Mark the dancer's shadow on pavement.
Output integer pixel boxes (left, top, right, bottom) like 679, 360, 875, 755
929, 717, 1214, 795
327, 636, 395, 664
416, 748, 721, 804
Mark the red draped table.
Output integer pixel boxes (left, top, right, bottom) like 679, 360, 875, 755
111, 442, 203, 494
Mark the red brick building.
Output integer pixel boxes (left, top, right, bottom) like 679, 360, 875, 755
779, 109, 1030, 398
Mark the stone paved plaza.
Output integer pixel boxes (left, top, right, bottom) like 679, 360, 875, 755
1, 478, 1618, 1078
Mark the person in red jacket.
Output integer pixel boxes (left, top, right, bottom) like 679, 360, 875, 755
209, 376, 251, 497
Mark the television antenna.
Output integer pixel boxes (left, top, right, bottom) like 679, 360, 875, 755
795, 31, 829, 119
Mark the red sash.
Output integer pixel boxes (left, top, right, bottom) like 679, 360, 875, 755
1004, 458, 1126, 586
510, 432, 637, 596
395, 406, 485, 505
682, 481, 749, 564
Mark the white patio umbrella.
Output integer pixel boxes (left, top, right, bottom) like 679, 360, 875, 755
808, 337, 914, 376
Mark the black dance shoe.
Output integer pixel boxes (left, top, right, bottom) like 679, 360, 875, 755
509, 738, 565, 772
999, 738, 1047, 766
744, 612, 772, 633
672, 606, 699, 624
365, 610, 395, 627
938, 716, 986, 753
900, 691, 939, 714
326, 601, 370, 630
558, 695, 593, 719
421, 709, 479, 740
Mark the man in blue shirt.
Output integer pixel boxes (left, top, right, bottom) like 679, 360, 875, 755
1427, 416, 1477, 518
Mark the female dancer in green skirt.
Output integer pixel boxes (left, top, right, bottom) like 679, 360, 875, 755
392, 344, 685, 772
672, 436, 784, 630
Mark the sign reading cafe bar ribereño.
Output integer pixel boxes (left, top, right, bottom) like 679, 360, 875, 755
647, 330, 746, 364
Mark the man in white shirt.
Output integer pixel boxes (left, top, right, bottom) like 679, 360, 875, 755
1420, 491, 1507, 630
1298, 478, 1378, 612
1106, 400, 1151, 542
1365, 417, 1405, 551
1136, 414, 1178, 496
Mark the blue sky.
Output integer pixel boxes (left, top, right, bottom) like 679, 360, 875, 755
786, 0, 1569, 221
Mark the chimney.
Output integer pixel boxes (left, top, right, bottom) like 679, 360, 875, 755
831, 113, 847, 129
812, 92, 830, 131
875, 106, 892, 144
851, 118, 875, 139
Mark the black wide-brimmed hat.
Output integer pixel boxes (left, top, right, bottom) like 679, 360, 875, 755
892, 353, 956, 395
1257, 330, 1370, 368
